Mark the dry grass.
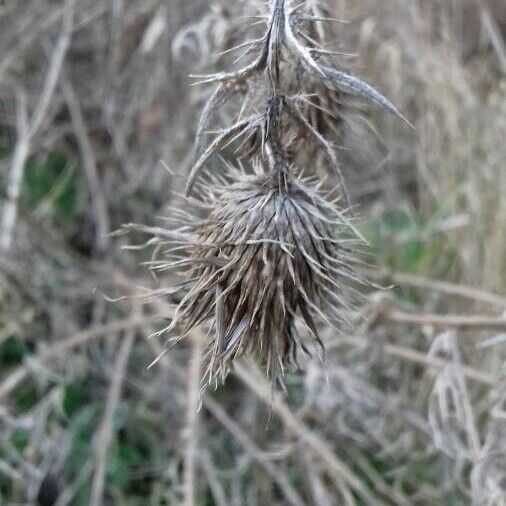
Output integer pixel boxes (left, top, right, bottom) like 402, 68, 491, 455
0, 0, 505, 504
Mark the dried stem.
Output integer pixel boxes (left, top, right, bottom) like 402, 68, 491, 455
205, 396, 306, 506
386, 310, 506, 330
183, 337, 203, 506
0, 92, 29, 251
90, 325, 135, 506
61, 77, 110, 252
0, 0, 74, 251
327, 335, 500, 387
0, 315, 158, 401
367, 268, 506, 308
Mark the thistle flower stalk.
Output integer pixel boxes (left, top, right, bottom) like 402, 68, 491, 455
135, 0, 407, 387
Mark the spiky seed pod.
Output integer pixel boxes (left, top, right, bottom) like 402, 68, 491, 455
158, 165, 363, 386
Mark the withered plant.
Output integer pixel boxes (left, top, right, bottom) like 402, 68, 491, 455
1, 0, 506, 503
141, 0, 408, 386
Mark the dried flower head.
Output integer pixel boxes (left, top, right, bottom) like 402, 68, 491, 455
130, 0, 409, 388
152, 164, 363, 386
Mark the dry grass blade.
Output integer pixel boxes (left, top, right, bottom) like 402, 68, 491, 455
0, 92, 29, 251
0, 0, 74, 251
367, 268, 506, 308
386, 310, 506, 330
90, 327, 135, 506
183, 338, 203, 506
61, 77, 110, 252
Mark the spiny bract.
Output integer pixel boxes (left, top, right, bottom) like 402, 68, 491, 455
157, 165, 363, 386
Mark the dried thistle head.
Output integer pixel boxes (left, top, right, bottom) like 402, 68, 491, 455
131, 0, 409, 388
154, 163, 364, 386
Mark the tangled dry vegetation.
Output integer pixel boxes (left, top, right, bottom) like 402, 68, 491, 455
0, 0, 505, 505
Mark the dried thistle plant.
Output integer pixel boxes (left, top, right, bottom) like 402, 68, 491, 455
139, 0, 407, 386
149, 164, 364, 386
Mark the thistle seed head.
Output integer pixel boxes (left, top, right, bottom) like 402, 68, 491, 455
160, 165, 363, 386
